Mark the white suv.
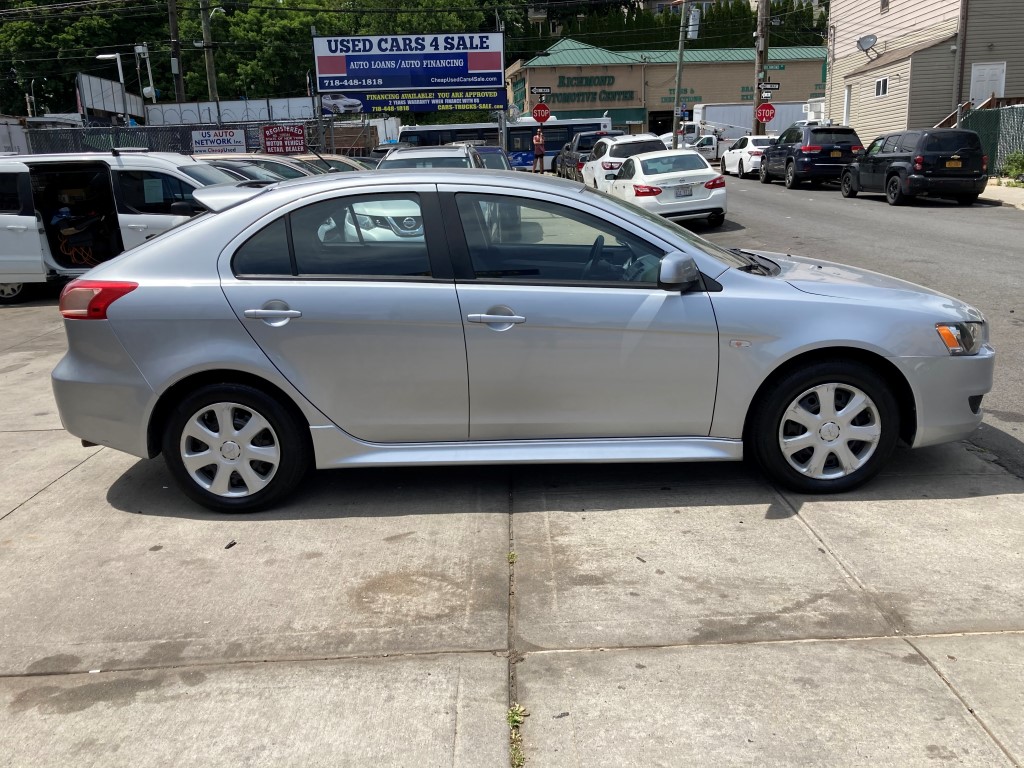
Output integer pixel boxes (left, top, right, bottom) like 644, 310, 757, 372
581, 134, 668, 192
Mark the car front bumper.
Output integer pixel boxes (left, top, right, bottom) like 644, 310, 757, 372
892, 346, 995, 448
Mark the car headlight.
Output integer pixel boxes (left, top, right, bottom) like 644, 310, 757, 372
935, 321, 986, 355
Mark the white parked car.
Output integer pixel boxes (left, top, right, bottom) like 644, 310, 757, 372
720, 135, 772, 178
604, 149, 727, 227
320, 93, 363, 114
581, 134, 667, 192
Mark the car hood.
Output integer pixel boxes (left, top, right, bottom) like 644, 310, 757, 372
755, 251, 984, 321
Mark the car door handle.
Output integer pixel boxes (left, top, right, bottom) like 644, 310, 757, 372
467, 313, 526, 324
5, 225, 26, 231
126, 224, 148, 230
244, 309, 302, 319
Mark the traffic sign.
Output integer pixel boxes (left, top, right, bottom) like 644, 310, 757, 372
530, 86, 551, 95
532, 102, 551, 122
763, 64, 786, 71
760, 91, 773, 101
758, 82, 781, 90
755, 103, 776, 123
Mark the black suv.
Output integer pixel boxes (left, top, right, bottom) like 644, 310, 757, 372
760, 123, 863, 188
555, 130, 624, 181
840, 128, 988, 206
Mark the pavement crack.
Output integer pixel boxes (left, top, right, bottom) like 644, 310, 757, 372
0, 445, 105, 523
903, 638, 1021, 767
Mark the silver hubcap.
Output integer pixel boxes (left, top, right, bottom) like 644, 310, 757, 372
179, 402, 281, 498
0, 283, 23, 298
778, 383, 882, 480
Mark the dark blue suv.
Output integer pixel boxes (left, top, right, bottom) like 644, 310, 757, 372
760, 123, 864, 188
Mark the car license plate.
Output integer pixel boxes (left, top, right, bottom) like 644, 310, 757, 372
831, 150, 842, 158
675, 186, 692, 198
946, 160, 962, 168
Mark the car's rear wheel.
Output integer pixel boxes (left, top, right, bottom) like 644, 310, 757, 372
840, 170, 858, 198
737, 161, 745, 178
748, 361, 899, 494
0, 282, 30, 305
759, 163, 771, 184
707, 212, 725, 228
957, 195, 978, 206
162, 383, 310, 513
886, 175, 906, 206
784, 162, 800, 189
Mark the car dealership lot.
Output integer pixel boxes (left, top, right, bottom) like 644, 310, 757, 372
3, 182, 1024, 766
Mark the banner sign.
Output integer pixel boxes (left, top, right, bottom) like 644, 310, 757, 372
191, 128, 246, 153
341, 89, 506, 113
261, 124, 306, 154
313, 34, 505, 93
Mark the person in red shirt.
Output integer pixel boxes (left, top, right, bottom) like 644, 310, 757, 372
532, 128, 546, 173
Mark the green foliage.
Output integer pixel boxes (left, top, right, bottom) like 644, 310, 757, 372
1005, 151, 1024, 178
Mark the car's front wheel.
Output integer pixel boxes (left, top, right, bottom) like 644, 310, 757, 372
840, 170, 858, 198
721, 158, 729, 176
748, 361, 899, 494
162, 383, 311, 513
759, 163, 771, 184
0, 282, 30, 305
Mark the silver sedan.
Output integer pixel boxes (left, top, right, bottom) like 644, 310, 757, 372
52, 169, 994, 512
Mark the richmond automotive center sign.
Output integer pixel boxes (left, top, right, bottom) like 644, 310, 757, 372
313, 33, 507, 112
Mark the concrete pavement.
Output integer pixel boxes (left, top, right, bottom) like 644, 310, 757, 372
980, 179, 1024, 210
3, 297, 1024, 767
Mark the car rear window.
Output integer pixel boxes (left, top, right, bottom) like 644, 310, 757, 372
379, 157, 471, 169
809, 130, 861, 145
751, 138, 771, 147
922, 132, 981, 152
610, 140, 668, 158
640, 154, 709, 175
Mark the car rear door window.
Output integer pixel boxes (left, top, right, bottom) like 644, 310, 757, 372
897, 132, 922, 152
233, 217, 292, 276
454, 193, 663, 285
881, 135, 900, 152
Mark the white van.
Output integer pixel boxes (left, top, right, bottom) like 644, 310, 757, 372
0, 150, 235, 304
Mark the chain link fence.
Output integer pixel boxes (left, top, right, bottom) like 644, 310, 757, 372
963, 105, 1024, 176
24, 119, 378, 157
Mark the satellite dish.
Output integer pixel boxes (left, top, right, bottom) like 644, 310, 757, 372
856, 34, 878, 52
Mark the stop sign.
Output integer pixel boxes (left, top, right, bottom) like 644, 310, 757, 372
755, 103, 776, 124
532, 103, 551, 123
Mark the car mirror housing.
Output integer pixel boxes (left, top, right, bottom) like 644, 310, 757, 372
605, 173, 618, 181
659, 251, 701, 292
856, 148, 866, 157
768, 138, 778, 146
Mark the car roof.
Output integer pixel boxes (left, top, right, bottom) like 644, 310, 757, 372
385, 145, 475, 156
631, 149, 705, 161
603, 134, 660, 144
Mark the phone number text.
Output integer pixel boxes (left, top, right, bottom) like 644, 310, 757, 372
321, 78, 384, 87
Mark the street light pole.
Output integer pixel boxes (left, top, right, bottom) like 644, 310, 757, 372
199, 0, 219, 102
670, 0, 689, 149
135, 44, 157, 103
96, 53, 127, 125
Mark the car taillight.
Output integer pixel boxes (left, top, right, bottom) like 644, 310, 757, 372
704, 175, 726, 189
577, 160, 586, 170
982, 154, 988, 172
59, 280, 138, 320
913, 155, 924, 171
601, 161, 622, 171
851, 145, 863, 152
748, 150, 763, 157
801, 145, 822, 153
632, 184, 662, 196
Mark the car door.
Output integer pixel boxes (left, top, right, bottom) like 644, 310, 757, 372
0, 162, 46, 284
219, 185, 470, 443
440, 185, 720, 441
725, 137, 746, 173
583, 141, 607, 187
113, 169, 198, 250
607, 158, 636, 200
859, 137, 887, 191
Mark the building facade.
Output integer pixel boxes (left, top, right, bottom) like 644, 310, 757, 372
506, 39, 827, 135
826, 0, 1024, 139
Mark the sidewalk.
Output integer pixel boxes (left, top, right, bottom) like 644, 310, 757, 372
980, 179, 1024, 210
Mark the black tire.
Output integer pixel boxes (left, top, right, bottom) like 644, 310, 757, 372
737, 161, 745, 178
784, 162, 800, 189
161, 383, 311, 513
707, 212, 725, 228
747, 360, 899, 494
721, 159, 729, 176
0, 282, 32, 305
957, 195, 978, 206
885, 175, 906, 206
840, 170, 858, 198
759, 163, 771, 184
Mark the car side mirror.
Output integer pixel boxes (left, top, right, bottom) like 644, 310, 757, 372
768, 138, 778, 146
170, 201, 196, 217
856, 148, 865, 157
659, 251, 700, 292
605, 173, 618, 181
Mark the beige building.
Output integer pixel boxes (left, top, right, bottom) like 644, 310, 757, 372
826, 0, 1024, 139
506, 39, 827, 135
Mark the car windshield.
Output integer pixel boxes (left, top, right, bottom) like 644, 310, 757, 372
809, 130, 860, 145
286, 157, 329, 174
479, 153, 511, 170
226, 163, 286, 181
640, 154, 709, 175
584, 187, 754, 270
610, 140, 667, 158
259, 162, 307, 179
751, 138, 771, 147
923, 132, 981, 152
379, 157, 470, 169
180, 164, 237, 185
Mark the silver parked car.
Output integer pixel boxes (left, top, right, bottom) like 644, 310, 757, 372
52, 170, 994, 512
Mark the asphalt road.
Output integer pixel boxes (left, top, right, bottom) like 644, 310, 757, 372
702, 173, 1024, 479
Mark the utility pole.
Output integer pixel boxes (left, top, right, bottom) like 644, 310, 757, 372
199, 0, 219, 103
167, 0, 186, 102
670, 0, 689, 149
753, 0, 770, 134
